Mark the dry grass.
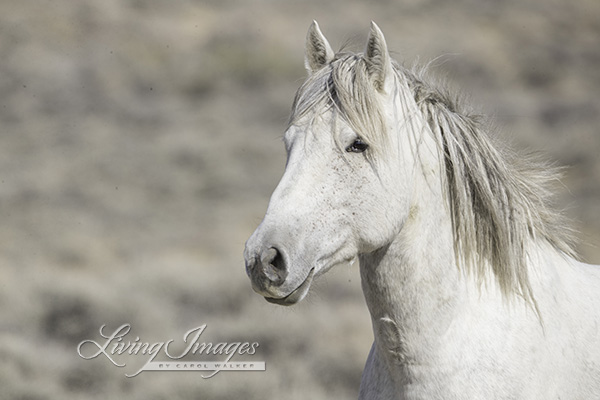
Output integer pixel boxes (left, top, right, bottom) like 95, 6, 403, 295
1, 0, 599, 398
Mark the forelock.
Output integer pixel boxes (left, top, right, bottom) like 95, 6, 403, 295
289, 53, 388, 156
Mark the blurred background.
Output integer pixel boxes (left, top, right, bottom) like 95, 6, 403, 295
1, 0, 598, 399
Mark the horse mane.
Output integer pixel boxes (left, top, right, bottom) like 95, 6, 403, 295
290, 52, 389, 159
289, 52, 577, 304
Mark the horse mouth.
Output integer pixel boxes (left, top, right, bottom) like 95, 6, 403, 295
265, 268, 315, 306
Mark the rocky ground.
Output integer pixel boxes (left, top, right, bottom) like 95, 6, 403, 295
1, 0, 599, 399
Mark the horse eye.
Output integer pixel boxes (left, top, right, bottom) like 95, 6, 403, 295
346, 138, 369, 153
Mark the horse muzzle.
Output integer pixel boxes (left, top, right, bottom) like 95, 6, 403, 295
245, 245, 314, 306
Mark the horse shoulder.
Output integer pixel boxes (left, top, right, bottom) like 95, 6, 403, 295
359, 342, 399, 400
528, 251, 600, 396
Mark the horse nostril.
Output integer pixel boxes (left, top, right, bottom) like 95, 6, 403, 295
260, 247, 288, 285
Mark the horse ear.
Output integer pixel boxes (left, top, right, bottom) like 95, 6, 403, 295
364, 22, 394, 93
305, 21, 334, 75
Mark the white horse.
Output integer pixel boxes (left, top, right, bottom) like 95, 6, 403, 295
244, 21, 600, 399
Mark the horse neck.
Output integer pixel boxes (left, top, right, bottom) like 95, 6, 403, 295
359, 126, 465, 356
